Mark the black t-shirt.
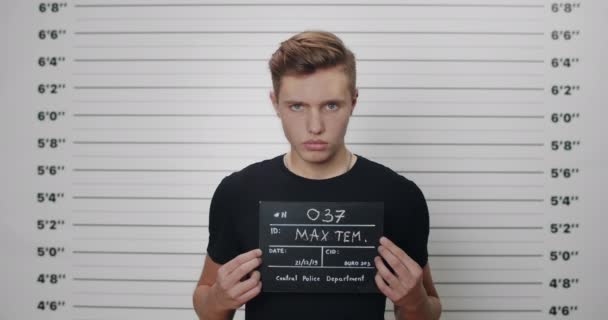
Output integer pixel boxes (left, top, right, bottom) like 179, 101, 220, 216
206, 153, 429, 320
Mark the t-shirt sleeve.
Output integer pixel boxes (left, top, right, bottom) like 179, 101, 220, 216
205, 175, 240, 265
408, 179, 430, 268
391, 177, 430, 268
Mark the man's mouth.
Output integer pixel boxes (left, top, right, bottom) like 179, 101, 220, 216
303, 140, 328, 151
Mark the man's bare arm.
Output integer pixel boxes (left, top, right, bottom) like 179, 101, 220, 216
393, 263, 441, 320
193, 250, 263, 320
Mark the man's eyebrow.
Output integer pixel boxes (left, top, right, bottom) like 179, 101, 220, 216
282, 99, 347, 105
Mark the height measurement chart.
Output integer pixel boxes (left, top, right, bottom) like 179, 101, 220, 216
1, 0, 607, 319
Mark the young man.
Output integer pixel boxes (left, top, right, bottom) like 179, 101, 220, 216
193, 30, 441, 320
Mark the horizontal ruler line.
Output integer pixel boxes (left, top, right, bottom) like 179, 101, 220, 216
72, 209, 201, 214
70, 210, 539, 215
72, 113, 545, 118
433, 212, 542, 215
70, 251, 542, 257
72, 278, 543, 285
72, 168, 546, 174
74, 18, 545, 23
399, 171, 544, 174
72, 69, 544, 77
74, 3, 545, 8
435, 282, 543, 285
71, 211, 540, 216
426, 267, 543, 271
72, 196, 211, 200
72, 99, 543, 104
70, 128, 545, 133
73, 264, 200, 269
441, 309, 543, 312
70, 156, 545, 161
73, 58, 544, 63
73, 278, 195, 282
72, 238, 539, 243
73, 168, 230, 172
71, 196, 544, 202
73, 237, 205, 242
74, 31, 545, 36
428, 199, 543, 202
431, 240, 544, 243
73, 85, 544, 90
71, 141, 545, 146
72, 265, 541, 271
73, 291, 192, 296
432, 295, 542, 298
69, 293, 539, 299
70, 196, 544, 202
267, 225, 543, 229
73, 251, 206, 255
431, 254, 543, 257
72, 72, 544, 76
73, 224, 208, 227
71, 183, 544, 188
67, 225, 539, 229
73, 305, 191, 310
431, 226, 543, 229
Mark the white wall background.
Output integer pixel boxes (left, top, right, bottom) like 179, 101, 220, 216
1, 0, 607, 319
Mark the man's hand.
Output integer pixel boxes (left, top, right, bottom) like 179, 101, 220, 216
374, 236, 428, 312
209, 249, 263, 312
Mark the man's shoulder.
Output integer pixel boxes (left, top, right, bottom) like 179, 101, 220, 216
356, 155, 424, 200
356, 155, 413, 184
219, 154, 283, 187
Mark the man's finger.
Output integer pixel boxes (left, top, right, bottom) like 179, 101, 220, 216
228, 270, 261, 299
374, 273, 398, 302
378, 244, 410, 280
374, 256, 401, 289
219, 248, 262, 278
380, 236, 419, 274
225, 256, 262, 285
236, 281, 263, 306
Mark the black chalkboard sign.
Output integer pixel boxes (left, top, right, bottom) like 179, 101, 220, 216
259, 201, 384, 293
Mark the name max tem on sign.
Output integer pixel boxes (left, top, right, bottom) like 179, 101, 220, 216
294, 228, 365, 243
259, 201, 384, 293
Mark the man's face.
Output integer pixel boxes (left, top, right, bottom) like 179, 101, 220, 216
270, 65, 358, 164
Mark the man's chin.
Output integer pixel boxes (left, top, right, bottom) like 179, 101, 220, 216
295, 149, 333, 164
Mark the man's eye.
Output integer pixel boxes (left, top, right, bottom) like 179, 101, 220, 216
326, 103, 338, 110
290, 104, 303, 111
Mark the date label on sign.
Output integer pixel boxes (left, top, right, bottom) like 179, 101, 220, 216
259, 201, 384, 293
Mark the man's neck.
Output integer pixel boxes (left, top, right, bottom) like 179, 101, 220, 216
285, 148, 356, 180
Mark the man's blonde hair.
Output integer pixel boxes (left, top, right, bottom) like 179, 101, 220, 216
268, 30, 357, 101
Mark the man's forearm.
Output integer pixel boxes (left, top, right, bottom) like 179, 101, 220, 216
193, 284, 235, 320
395, 295, 441, 320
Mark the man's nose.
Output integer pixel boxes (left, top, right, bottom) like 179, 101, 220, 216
307, 108, 324, 135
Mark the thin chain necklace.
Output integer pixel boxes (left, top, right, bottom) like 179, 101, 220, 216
285, 151, 353, 177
